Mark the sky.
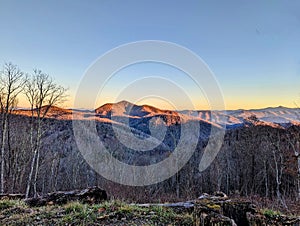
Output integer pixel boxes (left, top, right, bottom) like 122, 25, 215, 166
0, 0, 300, 110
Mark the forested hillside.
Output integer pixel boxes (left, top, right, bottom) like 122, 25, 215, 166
1, 112, 299, 207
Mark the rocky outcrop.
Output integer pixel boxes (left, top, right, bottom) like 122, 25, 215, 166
193, 193, 300, 226
136, 192, 299, 225
246, 212, 300, 226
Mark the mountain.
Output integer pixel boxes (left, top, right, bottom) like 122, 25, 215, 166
13, 101, 300, 129
95, 101, 300, 128
95, 100, 180, 118
180, 106, 300, 128
15, 105, 73, 119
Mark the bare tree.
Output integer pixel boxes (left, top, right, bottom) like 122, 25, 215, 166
296, 141, 300, 200
25, 70, 66, 198
0, 63, 25, 194
270, 132, 288, 208
290, 103, 300, 200
287, 138, 300, 200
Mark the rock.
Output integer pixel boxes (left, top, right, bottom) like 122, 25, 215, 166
75, 186, 108, 203
213, 191, 228, 199
194, 209, 237, 226
247, 212, 300, 226
198, 192, 229, 202
193, 194, 300, 226
24, 197, 47, 207
246, 212, 267, 226
222, 201, 256, 226
198, 193, 210, 200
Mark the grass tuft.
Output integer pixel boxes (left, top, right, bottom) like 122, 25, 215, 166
261, 208, 282, 218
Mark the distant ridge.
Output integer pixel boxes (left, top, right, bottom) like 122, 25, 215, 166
9, 101, 300, 128
15, 105, 72, 117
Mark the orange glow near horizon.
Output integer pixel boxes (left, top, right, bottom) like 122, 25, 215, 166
17, 95, 299, 111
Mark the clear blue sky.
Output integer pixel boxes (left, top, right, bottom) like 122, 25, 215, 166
0, 0, 300, 110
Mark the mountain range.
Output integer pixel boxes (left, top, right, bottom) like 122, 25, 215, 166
16, 100, 300, 129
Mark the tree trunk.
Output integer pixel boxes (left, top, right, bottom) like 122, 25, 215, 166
0, 114, 7, 194
33, 147, 40, 198
26, 147, 38, 198
263, 159, 269, 198
273, 148, 281, 201
296, 142, 300, 200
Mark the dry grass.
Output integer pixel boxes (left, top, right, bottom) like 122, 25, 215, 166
0, 199, 193, 225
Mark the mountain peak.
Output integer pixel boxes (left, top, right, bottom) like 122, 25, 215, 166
114, 100, 135, 108
95, 100, 179, 118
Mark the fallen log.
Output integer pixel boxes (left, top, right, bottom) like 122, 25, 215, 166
25, 186, 107, 207
0, 193, 25, 200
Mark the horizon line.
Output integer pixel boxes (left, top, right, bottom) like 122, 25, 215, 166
16, 100, 300, 112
